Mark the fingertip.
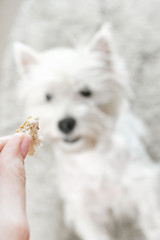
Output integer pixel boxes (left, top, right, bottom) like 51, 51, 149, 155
0, 133, 32, 161
20, 134, 32, 159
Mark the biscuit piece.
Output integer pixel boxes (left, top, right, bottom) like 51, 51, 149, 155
17, 116, 42, 156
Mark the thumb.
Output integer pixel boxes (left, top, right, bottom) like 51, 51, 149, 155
1, 133, 31, 160
0, 134, 31, 217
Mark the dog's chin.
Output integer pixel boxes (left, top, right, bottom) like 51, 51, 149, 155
57, 136, 97, 153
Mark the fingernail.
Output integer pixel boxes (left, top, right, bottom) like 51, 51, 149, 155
20, 135, 31, 159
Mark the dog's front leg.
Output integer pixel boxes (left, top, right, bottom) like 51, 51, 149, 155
64, 206, 111, 240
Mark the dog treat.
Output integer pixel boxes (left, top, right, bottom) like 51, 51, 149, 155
16, 116, 42, 156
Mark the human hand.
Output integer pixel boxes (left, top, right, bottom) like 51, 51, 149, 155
0, 134, 31, 240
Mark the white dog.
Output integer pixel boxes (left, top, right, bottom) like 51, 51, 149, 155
14, 24, 160, 240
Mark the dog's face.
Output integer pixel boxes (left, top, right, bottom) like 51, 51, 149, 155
14, 24, 128, 152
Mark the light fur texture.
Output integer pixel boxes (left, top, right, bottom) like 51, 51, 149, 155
12, 23, 160, 240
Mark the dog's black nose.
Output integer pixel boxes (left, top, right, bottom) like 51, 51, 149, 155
58, 117, 76, 134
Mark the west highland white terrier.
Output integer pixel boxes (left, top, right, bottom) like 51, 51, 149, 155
14, 24, 160, 240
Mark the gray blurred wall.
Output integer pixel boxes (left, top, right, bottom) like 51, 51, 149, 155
0, 0, 22, 81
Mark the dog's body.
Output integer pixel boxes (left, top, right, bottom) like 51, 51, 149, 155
13, 23, 160, 240
56, 125, 159, 240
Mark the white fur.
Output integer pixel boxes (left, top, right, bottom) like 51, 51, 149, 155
14, 24, 160, 240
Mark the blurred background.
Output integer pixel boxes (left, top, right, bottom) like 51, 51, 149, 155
0, 1, 160, 238
0, 0, 21, 80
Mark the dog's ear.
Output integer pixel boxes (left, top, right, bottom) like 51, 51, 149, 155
89, 23, 133, 100
13, 42, 39, 75
89, 23, 113, 55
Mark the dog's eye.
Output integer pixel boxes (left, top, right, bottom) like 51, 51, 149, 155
79, 89, 92, 97
46, 93, 53, 101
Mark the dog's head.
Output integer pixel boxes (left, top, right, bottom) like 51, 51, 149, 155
14, 23, 129, 152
